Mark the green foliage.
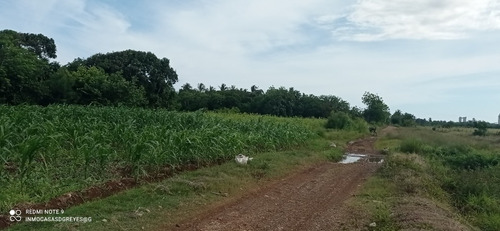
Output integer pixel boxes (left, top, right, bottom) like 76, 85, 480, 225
444, 153, 498, 170
0, 105, 316, 211
388, 127, 500, 230
325, 111, 351, 129
472, 121, 488, 136
399, 138, 426, 154
325, 111, 369, 134
0, 30, 57, 104
391, 110, 416, 127
177, 84, 357, 119
325, 149, 344, 162
349, 116, 369, 133
66, 50, 178, 108
391, 110, 403, 125
361, 92, 390, 124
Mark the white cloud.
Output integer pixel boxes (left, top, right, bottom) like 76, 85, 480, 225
323, 0, 500, 41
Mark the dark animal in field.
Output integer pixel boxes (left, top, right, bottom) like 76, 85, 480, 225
369, 127, 377, 136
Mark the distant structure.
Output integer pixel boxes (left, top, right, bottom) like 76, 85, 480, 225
498, 114, 500, 125
459, 116, 467, 123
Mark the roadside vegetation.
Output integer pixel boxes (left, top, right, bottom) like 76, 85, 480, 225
361, 126, 500, 230
6, 115, 368, 231
0, 104, 318, 212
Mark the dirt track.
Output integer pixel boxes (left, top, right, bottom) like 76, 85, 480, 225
168, 136, 382, 231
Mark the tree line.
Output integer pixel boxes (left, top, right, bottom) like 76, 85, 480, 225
1, 29, 402, 125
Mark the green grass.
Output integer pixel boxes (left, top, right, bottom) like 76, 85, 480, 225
369, 126, 500, 230
0, 105, 319, 212
356, 176, 398, 231
8, 127, 350, 231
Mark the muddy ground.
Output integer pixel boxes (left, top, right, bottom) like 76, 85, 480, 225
166, 136, 382, 231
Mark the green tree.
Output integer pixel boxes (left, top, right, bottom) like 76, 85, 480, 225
401, 112, 416, 127
391, 110, 403, 125
472, 121, 487, 136
67, 50, 177, 108
361, 92, 390, 124
320, 95, 350, 114
0, 30, 58, 104
349, 106, 363, 118
47, 67, 77, 103
70, 66, 147, 106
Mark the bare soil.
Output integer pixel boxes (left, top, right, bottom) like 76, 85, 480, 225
167, 136, 382, 231
0, 164, 203, 229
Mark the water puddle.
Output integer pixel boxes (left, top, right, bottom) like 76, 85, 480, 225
339, 153, 384, 164
339, 153, 366, 164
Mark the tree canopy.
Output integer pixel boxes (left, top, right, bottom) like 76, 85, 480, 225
0, 30, 58, 104
66, 50, 178, 108
2, 29, 419, 125
361, 92, 390, 124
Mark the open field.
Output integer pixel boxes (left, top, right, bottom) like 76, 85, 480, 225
6, 128, 373, 231
0, 105, 320, 215
2, 107, 373, 230
365, 126, 500, 230
5, 106, 497, 230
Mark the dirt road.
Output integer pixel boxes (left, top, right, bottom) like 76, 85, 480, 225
168, 136, 382, 231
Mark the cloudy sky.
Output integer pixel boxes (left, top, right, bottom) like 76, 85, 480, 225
1, 0, 500, 122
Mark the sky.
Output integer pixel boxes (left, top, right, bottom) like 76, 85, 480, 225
1, 0, 500, 123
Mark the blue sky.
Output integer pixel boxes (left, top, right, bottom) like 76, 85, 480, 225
1, 0, 500, 122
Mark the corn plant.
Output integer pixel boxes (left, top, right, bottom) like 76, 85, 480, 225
0, 104, 318, 211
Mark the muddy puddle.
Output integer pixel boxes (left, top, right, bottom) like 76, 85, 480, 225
339, 153, 384, 164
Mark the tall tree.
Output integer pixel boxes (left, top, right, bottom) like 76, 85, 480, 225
0, 30, 58, 104
361, 92, 390, 124
391, 110, 403, 125
67, 50, 178, 108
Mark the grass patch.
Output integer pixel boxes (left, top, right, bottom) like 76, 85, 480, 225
8, 128, 349, 230
370, 126, 500, 230
355, 176, 398, 231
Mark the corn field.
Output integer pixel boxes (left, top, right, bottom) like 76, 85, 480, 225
0, 105, 317, 210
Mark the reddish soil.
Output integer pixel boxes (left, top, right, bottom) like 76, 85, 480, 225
0, 163, 203, 229
167, 137, 382, 231
345, 136, 379, 155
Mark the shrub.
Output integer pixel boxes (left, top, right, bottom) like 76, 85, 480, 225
325, 149, 344, 162
325, 111, 351, 129
473, 129, 487, 136
348, 117, 369, 133
399, 138, 425, 154
472, 121, 487, 136
444, 153, 499, 170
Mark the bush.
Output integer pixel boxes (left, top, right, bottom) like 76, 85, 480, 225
399, 138, 425, 154
325, 111, 351, 129
348, 117, 369, 133
325, 149, 344, 162
473, 128, 486, 136
444, 153, 499, 170
472, 121, 487, 136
